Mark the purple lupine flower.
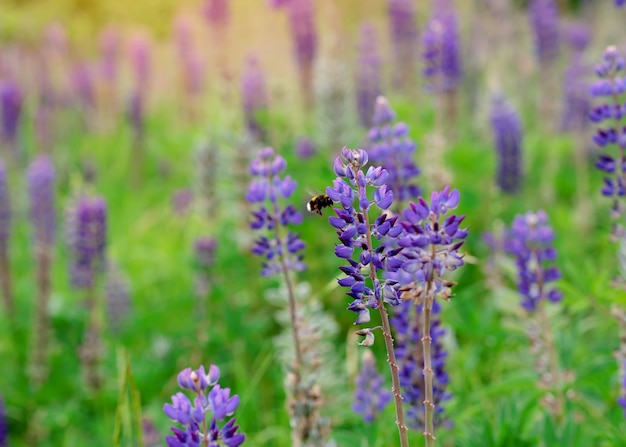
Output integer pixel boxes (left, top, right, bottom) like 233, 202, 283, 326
394, 186, 468, 302
247, 147, 305, 277
560, 53, 590, 133
203, 0, 230, 26
172, 189, 194, 216
356, 22, 382, 128
284, 0, 317, 72
0, 160, 10, 249
490, 95, 523, 194
99, 26, 121, 83
388, 0, 418, 90
71, 63, 96, 111
327, 147, 404, 325
143, 417, 162, 447
0, 79, 22, 146
104, 262, 131, 334
617, 0, 625, 7
27, 155, 56, 247
163, 365, 245, 447
0, 395, 6, 447
69, 197, 107, 289
528, 0, 560, 65
194, 236, 217, 298
423, 2, 462, 93
618, 359, 626, 417
294, 136, 316, 158
353, 349, 392, 423
128, 33, 152, 94
240, 54, 268, 141
391, 300, 450, 430
563, 21, 590, 54
367, 96, 420, 208
504, 210, 562, 312
589, 46, 626, 207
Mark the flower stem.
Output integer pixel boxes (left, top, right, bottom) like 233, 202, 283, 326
362, 206, 410, 447
422, 246, 437, 446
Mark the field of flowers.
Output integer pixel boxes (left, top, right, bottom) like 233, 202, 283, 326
1, 0, 626, 446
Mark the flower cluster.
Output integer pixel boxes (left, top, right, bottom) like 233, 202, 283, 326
590, 46, 626, 214
0, 159, 10, 251
164, 365, 245, 447
270, 0, 317, 71
490, 95, 523, 194
528, 0, 560, 65
388, 0, 418, 90
504, 210, 562, 312
353, 349, 392, 423
395, 187, 468, 303
422, 1, 462, 93
240, 54, 268, 142
247, 147, 305, 276
367, 96, 420, 208
27, 155, 56, 248
392, 300, 450, 430
0, 79, 22, 147
356, 23, 382, 128
203, 0, 230, 27
328, 147, 403, 325
69, 196, 107, 289
104, 262, 131, 335
294, 136, 316, 159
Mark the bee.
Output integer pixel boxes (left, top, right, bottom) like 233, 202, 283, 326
306, 194, 334, 216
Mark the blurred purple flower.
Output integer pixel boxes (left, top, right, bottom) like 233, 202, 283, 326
356, 22, 382, 128
490, 95, 523, 194
560, 54, 590, 132
69, 196, 107, 289
104, 262, 131, 334
617, 0, 625, 7
0, 160, 10, 248
71, 63, 96, 111
294, 136, 316, 158
172, 189, 194, 216
528, 0, 560, 65
203, 0, 230, 26
99, 26, 121, 83
563, 21, 590, 54
241, 54, 268, 141
504, 210, 562, 312
388, 0, 418, 90
127, 91, 145, 141
129, 33, 152, 94
27, 155, 56, 248
286, 0, 317, 71
0, 79, 22, 146
0, 395, 6, 447
353, 349, 392, 423
423, 2, 462, 93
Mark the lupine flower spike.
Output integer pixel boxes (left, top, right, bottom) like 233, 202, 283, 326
505, 210, 564, 420
0, 159, 12, 316
388, 0, 418, 92
367, 96, 420, 212
356, 23, 382, 128
328, 146, 409, 446
353, 349, 392, 423
393, 186, 467, 445
490, 95, 523, 195
240, 54, 268, 143
163, 365, 245, 447
27, 155, 56, 386
248, 148, 332, 445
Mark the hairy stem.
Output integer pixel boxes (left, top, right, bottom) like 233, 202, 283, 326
362, 206, 410, 447
422, 246, 437, 446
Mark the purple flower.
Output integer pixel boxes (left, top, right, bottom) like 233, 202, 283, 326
71, 63, 96, 111
164, 365, 245, 447
423, 1, 462, 93
69, 197, 107, 289
240, 54, 268, 142
98, 26, 121, 83
504, 210, 562, 312
388, 0, 418, 90
203, 0, 230, 26
617, 0, 625, 7
490, 95, 523, 194
563, 21, 590, 54
528, 0, 560, 65
367, 96, 420, 207
561, 54, 591, 133
0, 160, 10, 248
392, 300, 450, 429
247, 148, 305, 277
27, 155, 56, 247
589, 46, 626, 202
127, 91, 145, 141
104, 263, 131, 334
328, 147, 404, 324
0, 79, 22, 146
395, 186, 468, 301
128, 33, 152, 94
195, 237, 217, 268
294, 136, 316, 158
285, 0, 317, 71
356, 22, 382, 128
353, 349, 392, 423
0, 395, 6, 447
619, 359, 626, 417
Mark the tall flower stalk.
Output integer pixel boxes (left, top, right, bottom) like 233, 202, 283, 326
490, 95, 523, 195
326, 147, 409, 446
356, 22, 382, 128
0, 159, 12, 316
388, 0, 418, 93
394, 186, 467, 445
505, 210, 564, 420
27, 155, 56, 386
248, 147, 331, 445
69, 196, 107, 391
353, 349, 392, 423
